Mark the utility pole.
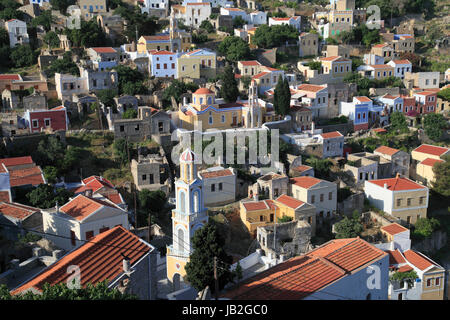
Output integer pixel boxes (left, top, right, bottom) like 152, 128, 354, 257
273, 207, 277, 261
148, 210, 152, 242
213, 256, 219, 300
133, 182, 137, 230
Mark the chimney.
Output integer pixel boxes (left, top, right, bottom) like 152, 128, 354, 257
396, 172, 400, 179
123, 257, 131, 274
55, 201, 59, 214
384, 183, 388, 189
85, 188, 93, 197
254, 192, 259, 202
311, 121, 315, 134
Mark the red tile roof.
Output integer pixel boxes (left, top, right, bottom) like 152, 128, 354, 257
420, 158, 444, 167
397, 265, 413, 272
372, 128, 387, 133
367, 176, 426, 191
0, 202, 39, 220
320, 131, 343, 139
60, 195, 120, 221
200, 169, 234, 179
92, 47, 116, 53
374, 146, 399, 156
390, 60, 411, 65
355, 96, 372, 103
252, 72, 269, 79
0, 74, 21, 81
403, 250, 434, 271
0, 156, 33, 167
292, 165, 313, 173
387, 250, 406, 265
222, 238, 386, 300
104, 192, 124, 205
8, 166, 45, 187
309, 238, 386, 273
239, 61, 261, 66
12, 226, 151, 295
275, 194, 304, 209
413, 144, 449, 157
194, 88, 214, 94
381, 223, 408, 236
242, 201, 269, 211
297, 84, 326, 93
373, 43, 389, 48
151, 50, 175, 55
290, 176, 322, 189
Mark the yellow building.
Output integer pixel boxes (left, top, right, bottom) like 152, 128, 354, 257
411, 144, 449, 186
137, 13, 191, 53
319, 56, 352, 78
240, 199, 279, 236
177, 49, 216, 80
178, 82, 267, 131
358, 64, 395, 80
411, 144, 450, 162
166, 149, 208, 290
371, 43, 394, 60
239, 194, 316, 236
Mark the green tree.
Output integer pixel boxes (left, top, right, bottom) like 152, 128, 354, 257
232, 16, 246, 29
113, 138, 130, 165
253, 24, 299, 48
65, 20, 108, 48
412, 218, 440, 239
62, 146, 84, 173
114, 65, 145, 95
199, 20, 214, 33
31, 10, 54, 32
34, 136, 66, 168
122, 109, 138, 119
0, 28, 10, 47
390, 112, 408, 133
432, 155, 450, 197
43, 166, 58, 184
44, 51, 79, 78
220, 64, 239, 103
0, 7, 23, 20
334, 211, 363, 239
423, 113, 447, 141
437, 88, 450, 102
26, 184, 74, 208
278, 215, 293, 223
389, 270, 418, 289
43, 31, 60, 48
139, 189, 166, 213
273, 75, 290, 116
96, 89, 117, 108
217, 36, 250, 62
162, 80, 198, 108
307, 61, 322, 71
305, 157, 332, 179
10, 45, 36, 68
50, 0, 73, 13
185, 223, 233, 293
114, 5, 159, 42
0, 281, 137, 300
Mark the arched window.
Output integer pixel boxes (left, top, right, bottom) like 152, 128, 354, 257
207, 96, 212, 104
179, 190, 186, 213
193, 190, 200, 213
177, 228, 185, 253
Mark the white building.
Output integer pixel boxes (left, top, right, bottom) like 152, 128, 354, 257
141, 0, 169, 15
363, 53, 384, 65
387, 60, 412, 79
5, 19, 29, 48
55, 72, 89, 101
248, 11, 267, 25
290, 176, 338, 221
172, 3, 211, 28
183, 0, 232, 8
199, 166, 236, 207
42, 194, 129, 251
220, 7, 248, 20
149, 50, 178, 78
268, 16, 301, 31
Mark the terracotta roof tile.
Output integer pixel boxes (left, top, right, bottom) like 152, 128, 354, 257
0, 202, 39, 220
320, 131, 343, 139
0, 156, 33, 167
290, 176, 321, 189
403, 250, 434, 271
413, 144, 449, 157
242, 201, 268, 211
420, 158, 444, 167
381, 223, 408, 236
0, 191, 11, 202
8, 166, 45, 187
200, 169, 234, 179
92, 47, 116, 53
374, 146, 399, 156
292, 165, 313, 173
367, 176, 426, 191
275, 194, 304, 209
297, 84, 326, 93
60, 195, 119, 221
386, 249, 406, 265
12, 226, 151, 295
0, 74, 21, 81
355, 96, 372, 103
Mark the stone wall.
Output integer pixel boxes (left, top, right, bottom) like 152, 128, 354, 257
337, 192, 364, 216
317, 121, 353, 135
412, 230, 448, 255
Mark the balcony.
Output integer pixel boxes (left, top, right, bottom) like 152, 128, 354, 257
172, 210, 208, 223
166, 245, 189, 259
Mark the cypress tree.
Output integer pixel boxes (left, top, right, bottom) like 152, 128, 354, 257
220, 64, 239, 103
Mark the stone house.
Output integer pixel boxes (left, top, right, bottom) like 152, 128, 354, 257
113, 106, 171, 144
23, 92, 47, 111
289, 105, 313, 132
199, 166, 236, 207
1, 89, 20, 110
345, 153, 379, 188
0, 202, 42, 241
374, 146, 410, 177
257, 219, 312, 259
248, 172, 289, 200
114, 95, 138, 114
299, 32, 319, 57
131, 152, 170, 194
